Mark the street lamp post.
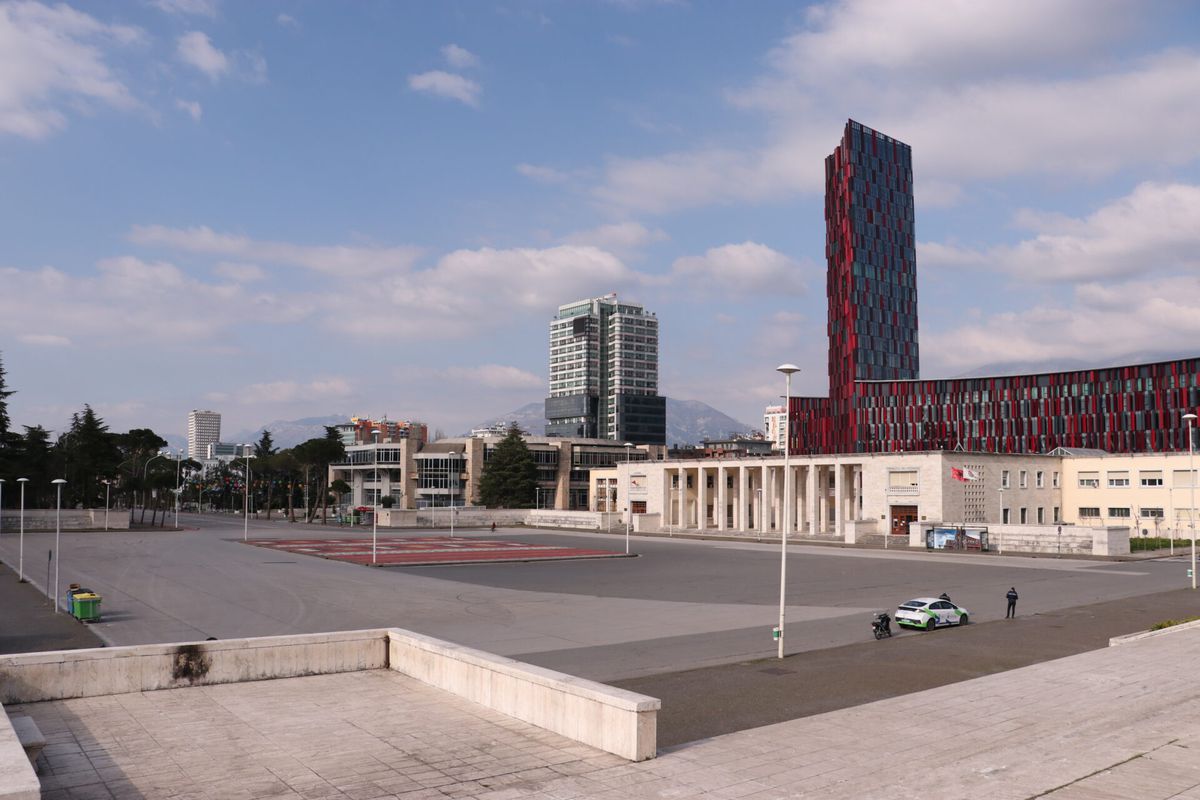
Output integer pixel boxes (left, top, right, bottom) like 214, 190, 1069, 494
624, 442, 633, 555
372, 429, 380, 564
174, 448, 183, 530
243, 445, 251, 542
17, 478, 28, 582
1185, 413, 1197, 590
449, 451, 459, 538
102, 479, 112, 531
143, 452, 165, 521
52, 478, 66, 613
998, 486, 1005, 555
776, 363, 800, 659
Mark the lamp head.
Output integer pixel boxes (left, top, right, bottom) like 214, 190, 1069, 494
17, 477, 29, 483
52, 478, 67, 485
776, 363, 801, 376
1185, 413, 1198, 422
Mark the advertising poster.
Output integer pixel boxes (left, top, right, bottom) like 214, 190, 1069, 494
926, 527, 989, 551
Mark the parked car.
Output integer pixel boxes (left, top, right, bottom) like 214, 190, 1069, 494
895, 597, 969, 630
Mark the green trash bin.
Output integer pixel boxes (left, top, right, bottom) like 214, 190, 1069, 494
72, 592, 102, 622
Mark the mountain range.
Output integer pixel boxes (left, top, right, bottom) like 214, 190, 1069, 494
473, 398, 756, 446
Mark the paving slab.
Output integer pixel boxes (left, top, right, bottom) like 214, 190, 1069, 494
249, 536, 627, 567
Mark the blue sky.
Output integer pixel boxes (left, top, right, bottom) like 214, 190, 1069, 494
3, 0, 1200, 440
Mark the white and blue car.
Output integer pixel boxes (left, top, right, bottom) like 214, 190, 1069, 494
895, 597, 969, 630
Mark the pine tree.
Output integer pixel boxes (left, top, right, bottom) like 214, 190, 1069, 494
478, 425, 537, 508
253, 430, 278, 519
0, 352, 13, 439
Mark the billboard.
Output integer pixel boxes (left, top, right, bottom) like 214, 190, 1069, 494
926, 527, 989, 551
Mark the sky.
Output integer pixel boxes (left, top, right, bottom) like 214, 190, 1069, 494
3, 0, 1200, 441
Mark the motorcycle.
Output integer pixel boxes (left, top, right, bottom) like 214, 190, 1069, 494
871, 611, 892, 640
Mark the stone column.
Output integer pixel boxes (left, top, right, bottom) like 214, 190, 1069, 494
662, 469, 673, 528
677, 466, 687, 530
738, 465, 749, 532
835, 461, 846, 540
697, 466, 708, 531
717, 465, 728, 531
809, 465, 820, 535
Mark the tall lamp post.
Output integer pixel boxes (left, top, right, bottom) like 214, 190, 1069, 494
1185, 413, 1197, 590
776, 363, 800, 659
624, 442, 633, 555
143, 452, 165, 519
101, 479, 112, 531
242, 444, 251, 542
17, 477, 28, 582
52, 478, 66, 613
372, 429, 380, 564
174, 448, 183, 530
448, 451, 459, 538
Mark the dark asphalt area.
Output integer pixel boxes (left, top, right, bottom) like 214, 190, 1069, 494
614, 587, 1200, 749
0, 560, 103, 655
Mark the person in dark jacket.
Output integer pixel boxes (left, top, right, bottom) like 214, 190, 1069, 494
1006, 587, 1019, 618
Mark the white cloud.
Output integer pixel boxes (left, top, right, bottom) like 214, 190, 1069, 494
150, 0, 218, 17
240, 378, 352, 405
590, 1, 1200, 215
213, 261, 265, 282
175, 98, 202, 120
177, 31, 228, 80
276, 13, 299, 28
441, 44, 478, 69
18, 333, 71, 347
128, 225, 424, 277
441, 365, 542, 390
323, 244, 644, 338
0, 2, 141, 139
563, 222, 668, 256
670, 242, 806, 296
924, 276, 1200, 375
516, 163, 573, 184
408, 71, 480, 107
922, 182, 1200, 282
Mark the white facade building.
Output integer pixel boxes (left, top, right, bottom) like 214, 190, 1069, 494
187, 410, 221, 461
763, 405, 786, 452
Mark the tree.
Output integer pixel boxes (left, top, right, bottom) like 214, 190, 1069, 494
478, 425, 537, 508
56, 405, 122, 508
0, 351, 13, 440
252, 430, 278, 519
115, 428, 167, 522
293, 434, 346, 523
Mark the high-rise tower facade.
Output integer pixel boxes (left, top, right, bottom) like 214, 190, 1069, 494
187, 409, 221, 461
787, 119, 1199, 456
545, 294, 666, 445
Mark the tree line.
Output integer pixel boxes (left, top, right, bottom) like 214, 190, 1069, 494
0, 353, 346, 522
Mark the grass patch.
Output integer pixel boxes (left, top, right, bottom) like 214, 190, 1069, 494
1150, 616, 1200, 631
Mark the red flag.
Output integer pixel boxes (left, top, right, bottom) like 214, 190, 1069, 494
951, 467, 966, 482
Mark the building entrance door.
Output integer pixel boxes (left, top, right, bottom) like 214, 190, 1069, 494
890, 505, 918, 536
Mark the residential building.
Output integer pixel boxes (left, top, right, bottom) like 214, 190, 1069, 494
335, 417, 428, 448
763, 405, 786, 451
789, 120, 1199, 455
187, 410, 221, 461
545, 293, 666, 445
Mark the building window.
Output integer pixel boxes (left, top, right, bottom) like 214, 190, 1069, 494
1053, 507, 1060, 523
1107, 507, 1131, 518
632, 501, 647, 514
1079, 507, 1101, 519
1053, 472, 1060, 488
1140, 471, 1163, 487
1019, 507, 1028, 524
1140, 507, 1164, 518
1019, 471, 1028, 489
1036, 471, 1044, 488
1107, 471, 1130, 488
1037, 507, 1044, 524
1002, 508, 1010, 524
1078, 472, 1099, 488
1001, 470, 1010, 489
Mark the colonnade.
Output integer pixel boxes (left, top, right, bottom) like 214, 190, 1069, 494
659, 461, 861, 537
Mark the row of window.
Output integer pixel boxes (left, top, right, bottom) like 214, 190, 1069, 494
1077, 470, 1196, 488
1001, 507, 1061, 524
1079, 507, 1170, 519
1000, 469, 1058, 489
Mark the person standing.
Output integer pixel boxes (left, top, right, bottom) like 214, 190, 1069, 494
1006, 587, 1019, 618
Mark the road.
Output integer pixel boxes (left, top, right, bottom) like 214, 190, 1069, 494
1, 512, 1192, 681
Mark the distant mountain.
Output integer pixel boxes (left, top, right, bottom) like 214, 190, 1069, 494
666, 398, 755, 446
229, 414, 347, 450
471, 398, 755, 446
471, 402, 546, 436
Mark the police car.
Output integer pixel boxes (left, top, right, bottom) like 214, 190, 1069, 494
895, 597, 969, 630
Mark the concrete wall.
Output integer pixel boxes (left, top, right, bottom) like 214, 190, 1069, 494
387, 630, 658, 761
908, 523, 1130, 556
0, 627, 659, 771
0, 509, 130, 532
0, 712, 39, 800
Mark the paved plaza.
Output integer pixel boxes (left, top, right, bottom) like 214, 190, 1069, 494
12, 624, 1200, 799
249, 536, 626, 567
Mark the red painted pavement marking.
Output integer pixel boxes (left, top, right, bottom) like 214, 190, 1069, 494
247, 536, 624, 566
